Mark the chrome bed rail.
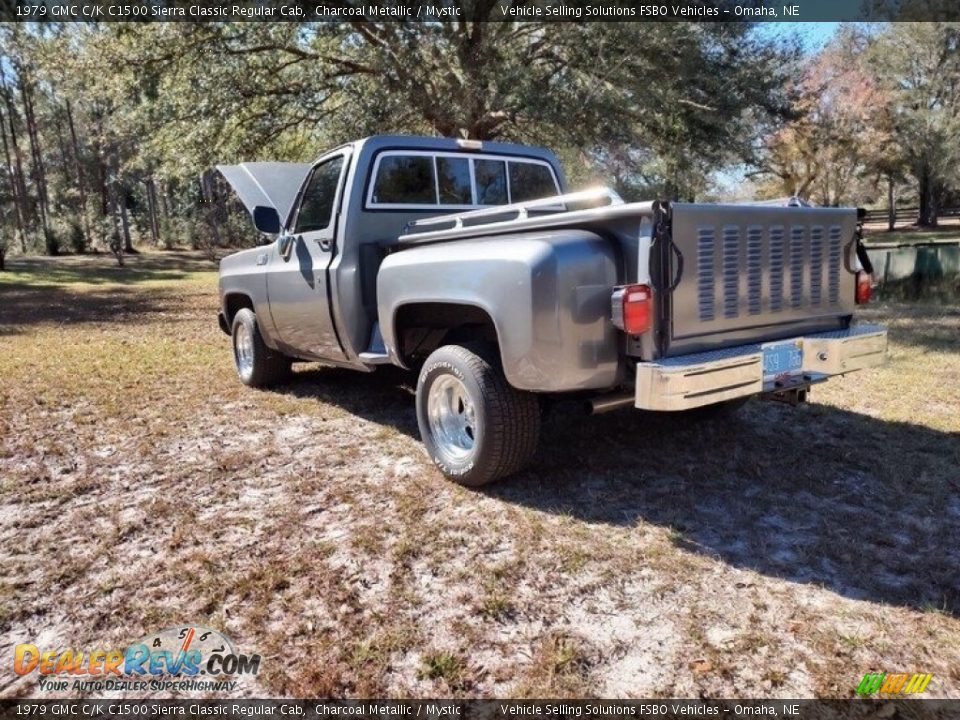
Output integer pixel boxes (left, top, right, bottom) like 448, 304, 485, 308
397, 186, 657, 245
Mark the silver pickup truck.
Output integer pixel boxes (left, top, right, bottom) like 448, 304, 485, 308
217, 135, 886, 485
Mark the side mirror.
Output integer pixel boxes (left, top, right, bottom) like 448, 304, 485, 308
252, 206, 281, 234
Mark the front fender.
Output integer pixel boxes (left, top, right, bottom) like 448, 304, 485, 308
218, 248, 278, 348
377, 231, 621, 392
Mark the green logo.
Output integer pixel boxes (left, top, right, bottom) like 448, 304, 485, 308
856, 672, 933, 695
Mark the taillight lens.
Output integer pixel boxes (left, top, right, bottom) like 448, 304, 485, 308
855, 271, 872, 305
613, 284, 653, 335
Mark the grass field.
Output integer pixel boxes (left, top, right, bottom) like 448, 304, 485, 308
1, 251, 959, 699
864, 218, 960, 246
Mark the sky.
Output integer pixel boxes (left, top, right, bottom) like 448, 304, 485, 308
760, 22, 842, 50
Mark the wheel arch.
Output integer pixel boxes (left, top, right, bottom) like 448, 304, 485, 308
390, 301, 503, 369
222, 292, 256, 333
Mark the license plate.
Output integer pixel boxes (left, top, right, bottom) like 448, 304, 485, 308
762, 340, 803, 379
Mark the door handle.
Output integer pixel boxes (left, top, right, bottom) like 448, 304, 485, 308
317, 238, 332, 252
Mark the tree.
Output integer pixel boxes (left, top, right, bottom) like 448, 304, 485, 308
759, 26, 895, 207
869, 22, 960, 227
0, 19, 800, 257
103, 20, 796, 199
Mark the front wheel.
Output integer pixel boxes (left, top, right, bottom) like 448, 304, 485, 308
231, 308, 291, 388
416, 344, 540, 486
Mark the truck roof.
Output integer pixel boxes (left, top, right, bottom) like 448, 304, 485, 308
218, 135, 566, 238
347, 134, 560, 166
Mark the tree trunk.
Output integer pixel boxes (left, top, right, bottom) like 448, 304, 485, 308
917, 164, 938, 228
19, 71, 52, 242
160, 180, 170, 217
66, 99, 93, 248
887, 175, 895, 232
0, 105, 28, 253
108, 184, 125, 267
119, 187, 133, 253
0, 64, 31, 250
201, 171, 222, 257
145, 178, 159, 245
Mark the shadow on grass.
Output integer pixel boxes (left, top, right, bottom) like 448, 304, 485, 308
0, 251, 218, 328
866, 303, 960, 353
281, 365, 420, 437
277, 364, 960, 617
0, 251, 216, 287
0, 284, 186, 327
497, 402, 960, 617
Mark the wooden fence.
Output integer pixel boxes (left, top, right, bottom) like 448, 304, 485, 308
862, 206, 960, 224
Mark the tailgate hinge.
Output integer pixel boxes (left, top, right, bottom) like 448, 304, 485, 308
651, 200, 680, 355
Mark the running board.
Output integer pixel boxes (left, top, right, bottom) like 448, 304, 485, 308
359, 323, 392, 365
359, 352, 391, 365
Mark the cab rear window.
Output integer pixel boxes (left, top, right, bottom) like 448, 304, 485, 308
371, 155, 436, 204
509, 162, 559, 203
437, 156, 472, 205
368, 151, 559, 209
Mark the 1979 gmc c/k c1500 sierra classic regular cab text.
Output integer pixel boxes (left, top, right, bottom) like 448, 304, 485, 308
217, 135, 887, 485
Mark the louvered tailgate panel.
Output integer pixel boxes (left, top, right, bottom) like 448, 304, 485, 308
665, 204, 858, 357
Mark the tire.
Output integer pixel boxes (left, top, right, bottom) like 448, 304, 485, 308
231, 308, 291, 388
416, 344, 540, 486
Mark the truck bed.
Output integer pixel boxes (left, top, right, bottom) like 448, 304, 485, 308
399, 188, 863, 361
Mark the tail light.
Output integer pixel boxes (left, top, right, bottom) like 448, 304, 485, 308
855, 271, 872, 305
611, 284, 653, 335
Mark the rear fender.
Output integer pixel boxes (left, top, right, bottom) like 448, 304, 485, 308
377, 231, 621, 392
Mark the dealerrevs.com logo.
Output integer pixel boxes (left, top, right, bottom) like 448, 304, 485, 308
14, 626, 260, 693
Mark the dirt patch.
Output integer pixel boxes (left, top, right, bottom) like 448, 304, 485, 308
1, 252, 959, 699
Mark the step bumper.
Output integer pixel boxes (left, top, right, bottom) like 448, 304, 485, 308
635, 324, 888, 411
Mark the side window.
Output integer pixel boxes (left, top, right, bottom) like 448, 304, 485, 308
509, 162, 559, 202
294, 156, 344, 233
372, 155, 435, 204
474, 159, 507, 205
437, 156, 472, 205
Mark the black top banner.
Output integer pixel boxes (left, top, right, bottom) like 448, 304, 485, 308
2, 0, 960, 23
0, 700, 958, 720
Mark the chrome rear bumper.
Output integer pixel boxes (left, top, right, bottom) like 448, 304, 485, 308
635, 324, 887, 411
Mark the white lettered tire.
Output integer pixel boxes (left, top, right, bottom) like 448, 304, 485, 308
416, 344, 540, 486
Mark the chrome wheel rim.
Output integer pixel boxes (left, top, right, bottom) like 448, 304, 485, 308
427, 375, 477, 461
234, 323, 254, 377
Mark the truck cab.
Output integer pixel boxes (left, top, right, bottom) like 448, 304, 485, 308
219, 135, 568, 373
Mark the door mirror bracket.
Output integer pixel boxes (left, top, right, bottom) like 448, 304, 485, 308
277, 234, 296, 260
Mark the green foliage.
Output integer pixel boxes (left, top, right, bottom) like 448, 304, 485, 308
43, 227, 59, 256
0, 19, 800, 252
67, 220, 86, 254
74, 22, 798, 199
761, 23, 960, 222
869, 23, 960, 225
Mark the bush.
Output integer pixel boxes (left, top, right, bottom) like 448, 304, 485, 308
68, 221, 87, 254
43, 227, 60, 256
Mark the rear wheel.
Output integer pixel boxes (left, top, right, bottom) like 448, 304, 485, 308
231, 308, 291, 388
416, 344, 540, 486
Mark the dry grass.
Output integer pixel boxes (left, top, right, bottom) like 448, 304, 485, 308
1, 251, 959, 699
